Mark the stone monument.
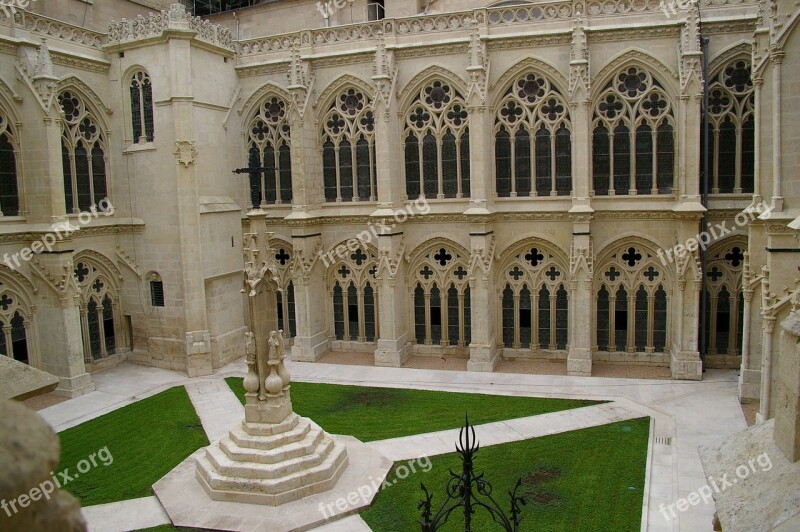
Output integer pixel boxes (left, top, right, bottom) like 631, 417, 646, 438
154, 226, 392, 531
194, 328, 348, 504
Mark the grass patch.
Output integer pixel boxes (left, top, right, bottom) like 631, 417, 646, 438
361, 418, 650, 531
225, 378, 600, 442
58, 386, 208, 506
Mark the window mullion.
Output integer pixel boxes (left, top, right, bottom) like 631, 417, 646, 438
734, 125, 743, 193
712, 127, 720, 193
550, 127, 556, 196
608, 131, 616, 195
651, 128, 658, 195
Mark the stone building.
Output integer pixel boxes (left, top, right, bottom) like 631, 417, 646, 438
0, 0, 796, 425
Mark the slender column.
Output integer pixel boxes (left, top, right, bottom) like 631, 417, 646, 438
770, 51, 784, 210
758, 316, 776, 421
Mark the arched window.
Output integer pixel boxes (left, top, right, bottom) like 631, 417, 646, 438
495, 73, 571, 197
329, 246, 378, 343
703, 243, 745, 357
702, 59, 754, 194
246, 97, 292, 207
592, 67, 674, 196
411, 245, 471, 348
499, 245, 569, 352
322, 88, 377, 202
595, 245, 669, 354
59, 91, 109, 213
129, 71, 154, 143
270, 244, 297, 341
147, 272, 164, 307
0, 112, 20, 216
0, 287, 30, 364
74, 257, 126, 361
404, 80, 470, 200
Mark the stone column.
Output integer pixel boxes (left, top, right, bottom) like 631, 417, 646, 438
759, 316, 776, 421
567, 226, 592, 376
775, 307, 800, 461
290, 231, 329, 361
467, 230, 497, 372
374, 233, 409, 366
30, 253, 94, 397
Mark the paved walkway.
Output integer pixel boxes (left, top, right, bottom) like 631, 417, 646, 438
36, 358, 746, 532
368, 401, 642, 461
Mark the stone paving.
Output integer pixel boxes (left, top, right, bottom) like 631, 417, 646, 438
35, 357, 747, 532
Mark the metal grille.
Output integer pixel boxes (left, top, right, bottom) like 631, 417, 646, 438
150, 280, 165, 307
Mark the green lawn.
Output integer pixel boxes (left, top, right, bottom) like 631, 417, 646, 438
361, 417, 650, 532
57, 386, 209, 506
225, 378, 600, 442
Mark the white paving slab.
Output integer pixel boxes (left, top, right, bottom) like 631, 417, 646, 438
81, 496, 170, 532
184, 378, 245, 443
367, 402, 643, 461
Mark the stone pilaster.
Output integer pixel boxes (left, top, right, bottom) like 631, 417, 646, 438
670, 238, 702, 380
567, 224, 593, 376
374, 232, 409, 366
467, 229, 497, 371
30, 252, 94, 397
290, 231, 328, 361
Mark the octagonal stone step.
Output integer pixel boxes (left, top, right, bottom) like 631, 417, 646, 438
219, 426, 325, 465
195, 439, 348, 504
205, 435, 335, 479
229, 420, 310, 450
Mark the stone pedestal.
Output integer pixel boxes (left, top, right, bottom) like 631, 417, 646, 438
195, 412, 348, 505
195, 330, 348, 505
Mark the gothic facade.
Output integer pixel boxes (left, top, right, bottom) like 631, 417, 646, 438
0, 0, 797, 425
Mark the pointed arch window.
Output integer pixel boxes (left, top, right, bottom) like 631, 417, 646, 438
329, 246, 378, 343
703, 243, 746, 356
498, 246, 569, 352
592, 67, 674, 196
411, 246, 471, 347
404, 81, 470, 200
74, 259, 127, 361
0, 289, 30, 364
595, 246, 669, 354
59, 91, 109, 213
246, 97, 292, 207
129, 71, 154, 143
495, 73, 572, 197
702, 59, 754, 194
0, 113, 20, 216
322, 88, 377, 202
272, 245, 297, 341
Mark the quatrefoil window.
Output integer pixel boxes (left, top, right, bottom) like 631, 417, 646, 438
433, 248, 453, 266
